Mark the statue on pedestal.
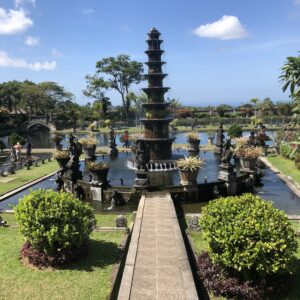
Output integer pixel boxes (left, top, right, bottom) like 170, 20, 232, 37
214, 124, 225, 155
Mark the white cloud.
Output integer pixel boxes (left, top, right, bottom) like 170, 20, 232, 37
15, 0, 36, 9
51, 48, 63, 58
193, 15, 248, 40
25, 36, 39, 46
0, 51, 56, 71
0, 7, 33, 35
82, 8, 94, 15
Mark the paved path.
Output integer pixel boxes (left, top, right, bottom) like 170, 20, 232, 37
118, 192, 198, 300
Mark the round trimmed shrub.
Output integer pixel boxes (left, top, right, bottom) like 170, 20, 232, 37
200, 193, 297, 279
228, 124, 242, 138
15, 189, 96, 260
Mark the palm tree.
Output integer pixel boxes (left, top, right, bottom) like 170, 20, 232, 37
280, 53, 300, 125
280, 53, 300, 98
250, 98, 260, 125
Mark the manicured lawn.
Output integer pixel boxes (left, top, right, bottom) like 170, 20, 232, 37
95, 213, 133, 227
0, 213, 126, 300
267, 155, 300, 185
0, 160, 58, 196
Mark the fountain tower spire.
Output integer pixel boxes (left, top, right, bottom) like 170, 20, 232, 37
141, 28, 175, 162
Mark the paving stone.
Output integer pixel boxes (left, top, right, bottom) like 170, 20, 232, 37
157, 276, 183, 290
157, 266, 181, 278
132, 277, 156, 291
157, 289, 186, 300
134, 266, 156, 278
130, 289, 157, 300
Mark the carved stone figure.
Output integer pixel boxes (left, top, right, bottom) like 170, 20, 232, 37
0, 215, 7, 227
115, 215, 127, 228
135, 140, 149, 171
248, 131, 256, 146
220, 139, 233, 167
188, 215, 200, 231
65, 134, 82, 183
215, 125, 225, 147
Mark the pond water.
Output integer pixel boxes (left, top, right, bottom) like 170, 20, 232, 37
1, 149, 300, 215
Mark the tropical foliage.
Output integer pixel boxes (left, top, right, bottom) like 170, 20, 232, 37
200, 194, 297, 279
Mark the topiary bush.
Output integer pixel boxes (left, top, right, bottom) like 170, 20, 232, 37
15, 189, 96, 267
9, 132, 25, 146
200, 193, 297, 280
228, 124, 242, 138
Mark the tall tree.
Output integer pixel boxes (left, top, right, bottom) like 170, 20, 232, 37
83, 75, 110, 117
88, 54, 143, 122
280, 52, 300, 124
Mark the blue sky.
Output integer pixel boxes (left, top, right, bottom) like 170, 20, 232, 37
0, 0, 300, 106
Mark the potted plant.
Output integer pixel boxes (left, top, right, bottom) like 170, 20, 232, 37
86, 161, 110, 183
187, 132, 200, 152
54, 150, 70, 169
233, 137, 262, 171
177, 156, 203, 185
51, 134, 64, 150
79, 136, 97, 159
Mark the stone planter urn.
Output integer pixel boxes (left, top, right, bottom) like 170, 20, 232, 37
239, 157, 257, 171
188, 139, 200, 152
83, 145, 96, 160
55, 157, 70, 169
89, 167, 109, 184
179, 168, 200, 185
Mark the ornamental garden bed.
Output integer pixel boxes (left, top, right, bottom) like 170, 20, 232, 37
186, 195, 300, 300
0, 212, 130, 300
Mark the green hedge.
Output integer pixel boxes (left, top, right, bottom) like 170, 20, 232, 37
16, 189, 96, 255
200, 193, 297, 279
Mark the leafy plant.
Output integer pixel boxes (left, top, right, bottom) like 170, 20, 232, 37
228, 124, 242, 138
87, 161, 109, 170
200, 194, 297, 280
233, 137, 262, 158
197, 251, 291, 300
294, 153, 300, 170
280, 142, 293, 158
177, 155, 203, 171
15, 189, 96, 259
9, 132, 25, 146
187, 131, 200, 141
79, 136, 97, 148
53, 150, 70, 159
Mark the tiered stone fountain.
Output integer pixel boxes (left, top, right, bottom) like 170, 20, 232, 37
134, 28, 176, 187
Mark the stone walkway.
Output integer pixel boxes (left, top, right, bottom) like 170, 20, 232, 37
118, 192, 198, 300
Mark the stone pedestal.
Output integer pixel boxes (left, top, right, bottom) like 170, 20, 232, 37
90, 187, 102, 202
134, 170, 149, 190
218, 164, 237, 196
214, 145, 222, 155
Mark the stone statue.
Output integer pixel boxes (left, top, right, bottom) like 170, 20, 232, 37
55, 171, 64, 191
115, 215, 127, 228
248, 131, 256, 146
109, 126, 116, 144
188, 215, 200, 231
135, 140, 149, 171
220, 139, 233, 167
0, 215, 7, 227
215, 125, 225, 147
65, 134, 82, 183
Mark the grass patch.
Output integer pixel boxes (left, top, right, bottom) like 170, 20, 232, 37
0, 160, 58, 196
267, 155, 300, 186
0, 213, 126, 300
95, 213, 133, 227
